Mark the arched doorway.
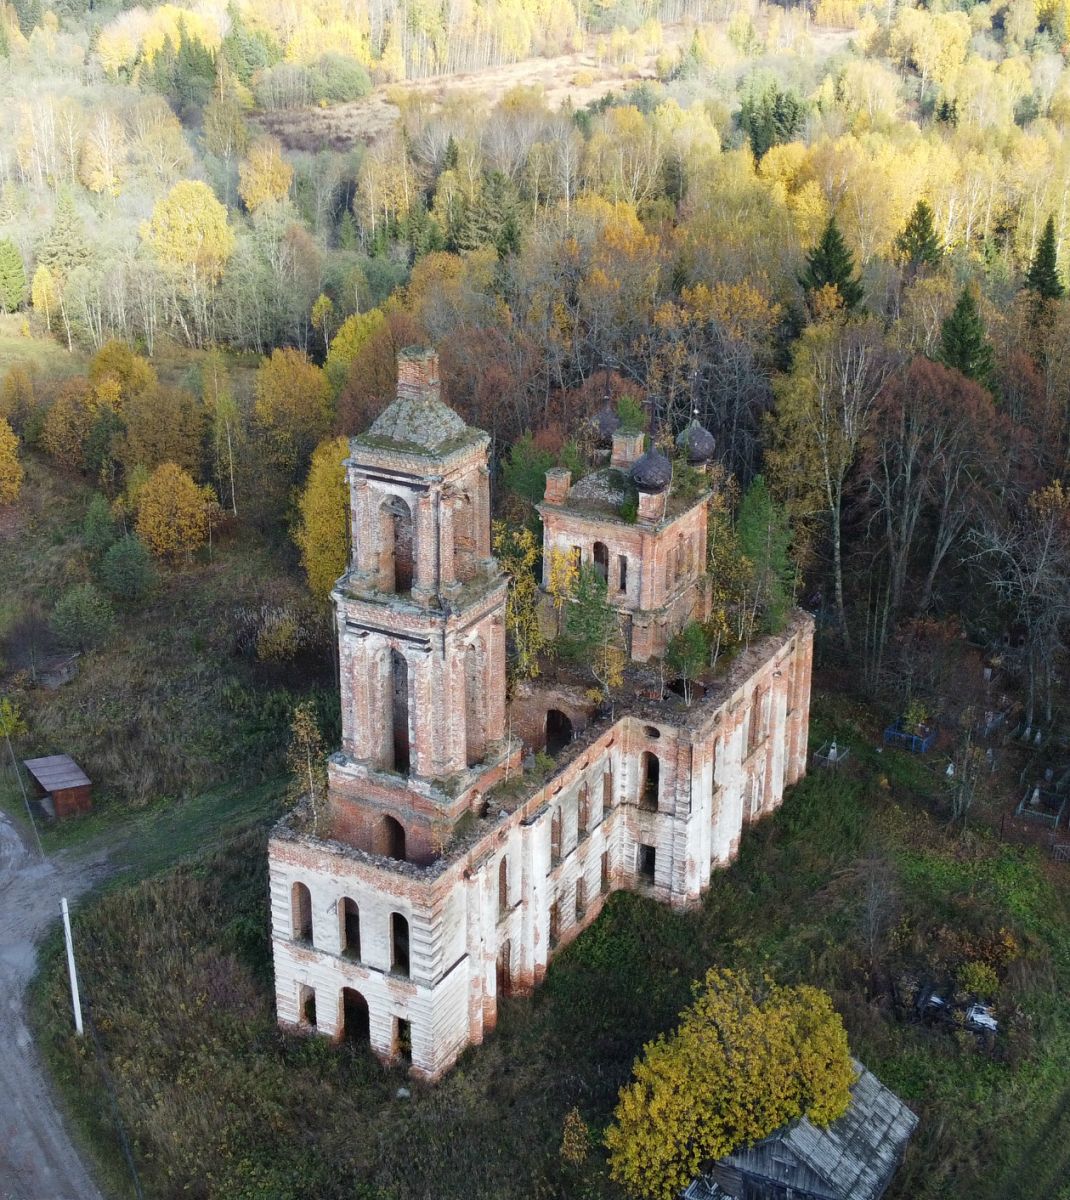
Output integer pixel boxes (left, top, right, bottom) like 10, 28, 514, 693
545, 708, 573, 755
383, 815, 406, 862
380, 496, 415, 593
341, 987, 369, 1043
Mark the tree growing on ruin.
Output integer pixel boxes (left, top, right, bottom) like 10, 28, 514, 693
295, 436, 350, 602
666, 621, 708, 705
566, 565, 624, 699
737, 475, 794, 635
288, 700, 328, 832
606, 968, 855, 1200
546, 545, 579, 634
492, 521, 546, 680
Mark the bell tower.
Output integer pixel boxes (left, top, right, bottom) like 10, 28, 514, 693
328, 347, 519, 865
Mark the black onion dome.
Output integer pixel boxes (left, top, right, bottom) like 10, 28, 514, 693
677, 418, 716, 464
631, 448, 672, 492
590, 403, 620, 444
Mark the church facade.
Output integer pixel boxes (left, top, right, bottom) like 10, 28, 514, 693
268, 348, 814, 1080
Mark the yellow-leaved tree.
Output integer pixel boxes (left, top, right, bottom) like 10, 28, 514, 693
295, 436, 350, 602
254, 348, 333, 479
238, 138, 293, 213
492, 521, 546, 680
0, 416, 23, 505
135, 462, 215, 560
606, 968, 855, 1200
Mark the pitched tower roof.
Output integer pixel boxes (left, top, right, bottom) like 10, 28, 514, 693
362, 347, 470, 455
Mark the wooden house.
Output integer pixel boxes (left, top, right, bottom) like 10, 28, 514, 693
684, 1062, 917, 1200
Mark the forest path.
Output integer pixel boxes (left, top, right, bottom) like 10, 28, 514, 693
0, 809, 110, 1200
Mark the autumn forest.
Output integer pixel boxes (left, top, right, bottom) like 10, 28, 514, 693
2, 0, 1070, 1196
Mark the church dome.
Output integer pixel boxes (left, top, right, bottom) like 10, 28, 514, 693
631, 448, 672, 492
676, 418, 716, 464
590, 403, 620, 444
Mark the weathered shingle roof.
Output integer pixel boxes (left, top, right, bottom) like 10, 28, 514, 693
23, 754, 91, 792
685, 1061, 917, 1200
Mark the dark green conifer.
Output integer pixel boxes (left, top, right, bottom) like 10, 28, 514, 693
0, 238, 27, 312
35, 191, 90, 281
1024, 215, 1065, 301
938, 286, 995, 389
894, 200, 943, 272
799, 218, 863, 310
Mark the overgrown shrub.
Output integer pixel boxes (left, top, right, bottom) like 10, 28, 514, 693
51, 582, 115, 650
95, 534, 155, 603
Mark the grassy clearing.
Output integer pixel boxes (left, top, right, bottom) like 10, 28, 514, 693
1, 456, 335, 810
32, 694, 1070, 1200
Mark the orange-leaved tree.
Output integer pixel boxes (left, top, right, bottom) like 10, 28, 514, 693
135, 462, 215, 560
0, 416, 23, 505
294, 436, 350, 602
605, 968, 855, 1200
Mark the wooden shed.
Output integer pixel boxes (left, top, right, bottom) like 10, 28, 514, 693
22, 754, 93, 820
684, 1061, 918, 1200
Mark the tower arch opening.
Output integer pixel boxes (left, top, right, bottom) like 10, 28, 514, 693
382, 814, 407, 861
379, 495, 415, 594
465, 640, 486, 767
640, 751, 660, 811
390, 649, 410, 773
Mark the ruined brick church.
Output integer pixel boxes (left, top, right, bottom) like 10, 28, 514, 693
269, 347, 813, 1079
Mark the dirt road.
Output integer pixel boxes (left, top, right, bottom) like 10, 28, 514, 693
0, 810, 109, 1200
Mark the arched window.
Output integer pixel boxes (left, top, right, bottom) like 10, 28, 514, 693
341, 987, 369, 1042
578, 782, 590, 834
498, 856, 509, 914
640, 751, 660, 811
603, 766, 614, 812
617, 555, 628, 593
465, 641, 486, 767
339, 897, 360, 959
550, 808, 562, 865
390, 912, 410, 976
291, 882, 312, 944
390, 649, 410, 773
382, 814, 406, 862
548, 900, 561, 946
379, 496, 415, 594
575, 877, 587, 921
593, 541, 609, 583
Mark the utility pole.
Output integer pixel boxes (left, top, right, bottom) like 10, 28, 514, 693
60, 898, 84, 1037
